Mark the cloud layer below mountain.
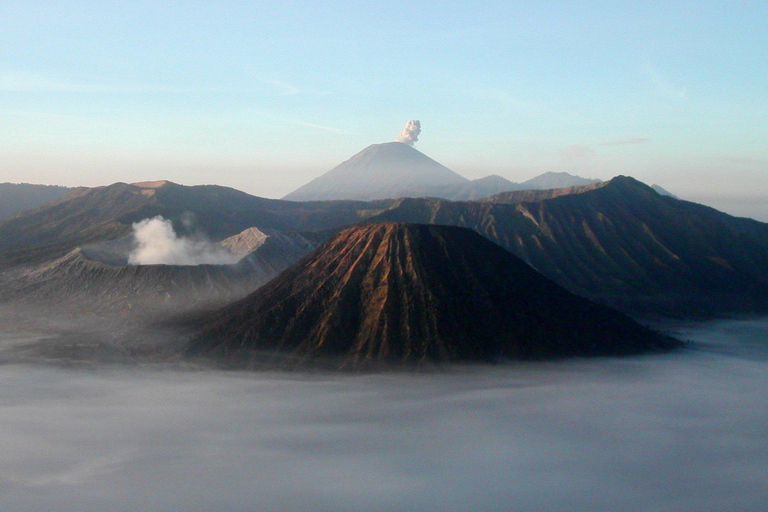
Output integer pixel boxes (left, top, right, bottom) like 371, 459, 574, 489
0, 318, 767, 511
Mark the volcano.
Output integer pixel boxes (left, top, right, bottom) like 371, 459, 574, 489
282, 142, 469, 201
187, 223, 675, 366
1, 226, 320, 317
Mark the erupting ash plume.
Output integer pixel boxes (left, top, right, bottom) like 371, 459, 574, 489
395, 120, 421, 146
128, 216, 241, 266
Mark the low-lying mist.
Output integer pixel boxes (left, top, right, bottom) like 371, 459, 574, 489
128, 216, 241, 266
0, 318, 766, 511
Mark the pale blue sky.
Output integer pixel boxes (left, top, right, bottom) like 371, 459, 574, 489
1, 1, 766, 218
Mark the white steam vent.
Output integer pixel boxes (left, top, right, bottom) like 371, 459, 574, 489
128, 216, 241, 266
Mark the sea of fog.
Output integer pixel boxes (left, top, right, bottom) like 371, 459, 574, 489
1, 318, 767, 512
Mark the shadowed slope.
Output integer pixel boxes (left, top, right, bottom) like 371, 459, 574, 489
0, 180, 391, 269
0, 183, 71, 221
188, 223, 674, 366
481, 181, 605, 204
366, 177, 768, 315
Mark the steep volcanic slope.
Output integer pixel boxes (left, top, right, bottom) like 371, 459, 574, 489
283, 143, 603, 202
282, 142, 469, 201
365, 177, 768, 314
0, 180, 390, 269
188, 223, 674, 365
0, 183, 72, 221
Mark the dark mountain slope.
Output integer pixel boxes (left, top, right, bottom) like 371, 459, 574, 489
4, 175, 767, 317
187, 223, 674, 366
0, 183, 72, 221
0, 180, 392, 269
0, 182, 155, 268
364, 177, 768, 315
482, 182, 605, 204
283, 142, 468, 201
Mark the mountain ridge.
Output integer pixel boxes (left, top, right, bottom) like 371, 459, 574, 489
519, 171, 601, 190
364, 176, 768, 314
0, 181, 390, 269
283, 143, 602, 202
3, 175, 767, 317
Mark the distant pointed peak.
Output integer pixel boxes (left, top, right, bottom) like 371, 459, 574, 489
473, 175, 516, 184
606, 175, 645, 186
282, 140, 467, 201
596, 176, 662, 196
219, 227, 269, 255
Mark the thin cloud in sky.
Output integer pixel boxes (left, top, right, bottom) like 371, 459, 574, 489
719, 156, 768, 167
560, 144, 597, 165
295, 121, 348, 134
0, 71, 189, 94
642, 60, 687, 99
468, 84, 574, 124
472, 86, 539, 113
262, 79, 333, 97
564, 138, 650, 154
560, 138, 650, 169
263, 79, 302, 96
241, 108, 348, 135
599, 137, 650, 146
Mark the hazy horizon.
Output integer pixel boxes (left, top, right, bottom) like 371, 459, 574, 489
1, 2, 765, 220
2, 150, 766, 222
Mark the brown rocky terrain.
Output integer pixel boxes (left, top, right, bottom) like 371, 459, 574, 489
188, 223, 676, 367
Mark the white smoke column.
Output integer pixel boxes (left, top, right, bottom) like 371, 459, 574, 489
128, 216, 241, 266
394, 120, 421, 146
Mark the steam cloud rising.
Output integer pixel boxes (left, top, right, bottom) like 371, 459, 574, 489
395, 120, 421, 146
128, 216, 240, 266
